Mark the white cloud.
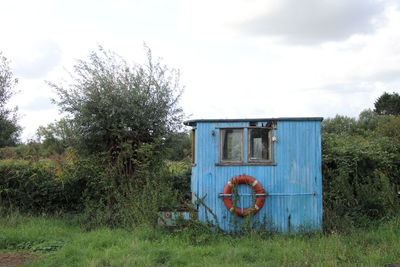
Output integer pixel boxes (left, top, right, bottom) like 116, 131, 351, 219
238, 0, 394, 45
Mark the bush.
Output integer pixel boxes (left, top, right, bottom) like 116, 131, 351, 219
1, 142, 53, 160
76, 151, 191, 229
0, 159, 64, 213
0, 153, 106, 214
322, 133, 400, 231
0, 151, 191, 229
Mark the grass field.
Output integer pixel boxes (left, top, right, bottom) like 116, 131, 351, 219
1, 214, 400, 266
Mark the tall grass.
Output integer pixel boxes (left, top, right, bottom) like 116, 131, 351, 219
1, 214, 399, 266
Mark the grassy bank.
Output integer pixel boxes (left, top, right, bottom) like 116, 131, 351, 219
1, 214, 400, 266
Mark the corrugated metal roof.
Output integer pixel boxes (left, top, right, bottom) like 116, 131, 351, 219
184, 117, 323, 126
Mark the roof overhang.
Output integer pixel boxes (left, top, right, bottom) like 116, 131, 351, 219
184, 117, 323, 126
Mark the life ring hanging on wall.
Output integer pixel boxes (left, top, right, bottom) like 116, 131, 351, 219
220, 174, 267, 217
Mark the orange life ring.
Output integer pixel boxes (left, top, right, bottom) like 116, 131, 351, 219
221, 174, 267, 217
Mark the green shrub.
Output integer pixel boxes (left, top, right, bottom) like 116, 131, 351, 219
323, 133, 400, 231
76, 154, 190, 229
0, 153, 107, 214
0, 142, 53, 160
0, 145, 191, 229
0, 159, 62, 213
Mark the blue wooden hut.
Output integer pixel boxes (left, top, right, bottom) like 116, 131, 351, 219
184, 117, 323, 232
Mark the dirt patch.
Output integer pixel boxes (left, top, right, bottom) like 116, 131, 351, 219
0, 252, 37, 267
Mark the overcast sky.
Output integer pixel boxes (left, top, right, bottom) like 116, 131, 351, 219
1, 0, 400, 141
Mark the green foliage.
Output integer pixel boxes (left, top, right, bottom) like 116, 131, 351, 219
163, 160, 191, 201
4, 46, 188, 229
0, 149, 190, 229
77, 153, 189, 229
0, 146, 17, 159
42, 46, 186, 226
164, 131, 192, 161
322, 109, 394, 136
322, 115, 400, 231
0, 153, 107, 214
0, 52, 21, 147
322, 115, 357, 135
36, 119, 78, 155
0, 159, 63, 213
0, 142, 50, 160
378, 116, 400, 141
374, 91, 400, 115
49, 46, 183, 156
0, 117, 20, 147
322, 105, 400, 231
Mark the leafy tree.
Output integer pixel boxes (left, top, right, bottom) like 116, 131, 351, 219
356, 109, 394, 134
374, 92, 400, 115
49, 46, 183, 181
47, 46, 186, 225
164, 131, 191, 161
378, 116, 400, 141
323, 109, 394, 136
322, 115, 357, 135
36, 118, 78, 154
0, 52, 20, 147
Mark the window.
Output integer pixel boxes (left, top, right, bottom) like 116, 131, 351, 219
248, 128, 271, 162
218, 127, 274, 165
220, 129, 243, 162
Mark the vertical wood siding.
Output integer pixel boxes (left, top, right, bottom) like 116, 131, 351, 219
191, 120, 322, 232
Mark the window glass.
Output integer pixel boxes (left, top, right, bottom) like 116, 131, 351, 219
221, 129, 243, 161
249, 128, 270, 161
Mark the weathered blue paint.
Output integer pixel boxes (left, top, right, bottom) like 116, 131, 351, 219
186, 118, 323, 232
